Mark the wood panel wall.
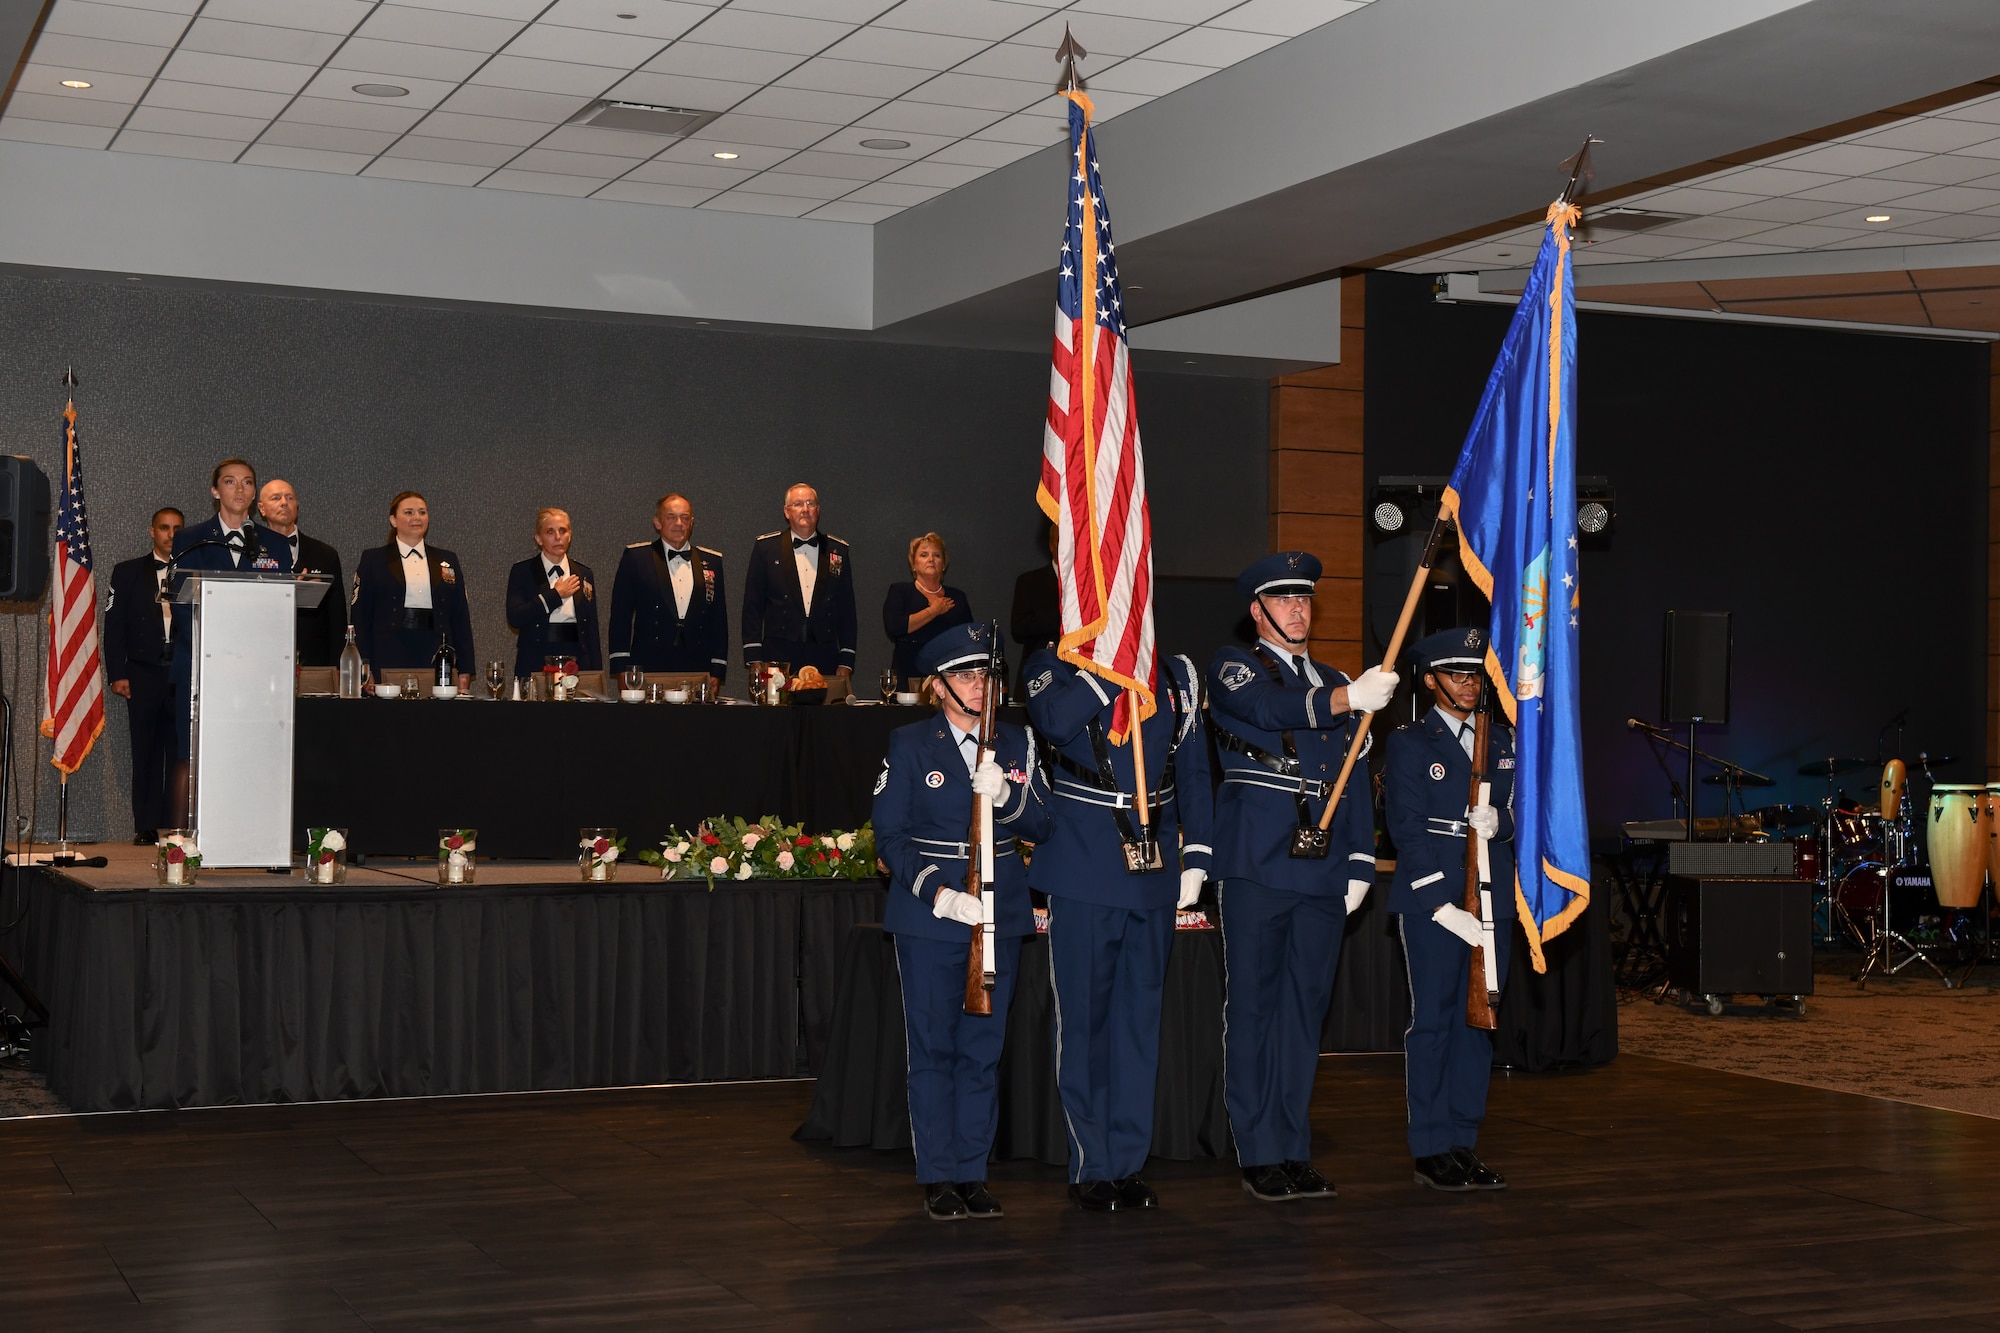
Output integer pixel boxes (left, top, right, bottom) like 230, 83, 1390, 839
1990, 340, 1999, 778
1270, 273, 1366, 677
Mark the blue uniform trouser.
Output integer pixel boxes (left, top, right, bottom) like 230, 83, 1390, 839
1046, 895, 1174, 1184
1220, 880, 1346, 1167
894, 932, 1022, 1184
1398, 909, 1514, 1157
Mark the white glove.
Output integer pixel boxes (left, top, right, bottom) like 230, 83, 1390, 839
1345, 665, 1399, 713
1178, 868, 1205, 909
971, 759, 1007, 802
1344, 880, 1369, 914
1432, 903, 1484, 948
1467, 804, 1499, 839
933, 887, 985, 927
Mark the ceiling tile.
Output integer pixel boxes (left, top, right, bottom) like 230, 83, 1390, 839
3, 90, 130, 126
363, 156, 491, 184
1888, 184, 2000, 213
385, 134, 520, 166
1734, 221, 1872, 248
508, 146, 646, 176
732, 0, 896, 20
1208, 0, 1368, 37
1648, 240, 1790, 262
1078, 88, 1154, 120
480, 167, 602, 195
1624, 185, 1767, 214
884, 158, 986, 188
854, 100, 1001, 137
730, 171, 853, 199
1572, 232, 1712, 259
240, 143, 371, 173
1856, 116, 2000, 154
812, 124, 956, 156
970, 109, 1066, 145
535, 123, 675, 156
640, 41, 797, 83
258, 119, 401, 153
329, 37, 488, 81
177, 17, 342, 65
1894, 214, 2000, 239
592, 179, 718, 206
143, 80, 293, 117
1937, 95, 2000, 127
873, 0, 1051, 40
28, 33, 172, 78
732, 86, 882, 124
778, 57, 930, 98
198, 0, 372, 36
112, 127, 247, 160
687, 111, 833, 148
1705, 165, 1844, 196
925, 135, 1039, 167
299, 67, 462, 109
1072, 0, 1236, 20
1088, 57, 1209, 96
375, 0, 548, 18
1787, 176, 1935, 204
1866, 154, 2000, 186
604, 70, 762, 108
157, 48, 317, 94
473, 55, 624, 97
411, 110, 551, 144
685, 9, 854, 56
624, 157, 753, 186
778, 147, 900, 180
1953, 137, 2000, 161
1772, 143, 1926, 176
280, 95, 427, 131
654, 136, 796, 168
698, 191, 819, 216
952, 42, 1057, 81
437, 84, 594, 122
17, 63, 152, 103
60, 0, 200, 11
842, 179, 945, 206
1646, 215, 1781, 242
1008, 12, 1184, 57
502, 23, 670, 68
534, 0, 713, 40
821, 27, 986, 70
0, 118, 117, 149
806, 199, 901, 222
127, 104, 266, 139
1718, 197, 1853, 223
44, 2, 194, 48
352, 5, 526, 52
903, 71, 1047, 113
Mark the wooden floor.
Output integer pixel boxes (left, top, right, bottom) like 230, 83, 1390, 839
4, 1054, 1998, 1331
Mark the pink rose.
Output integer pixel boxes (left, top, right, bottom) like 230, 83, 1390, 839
777, 850, 795, 871
709, 856, 729, 874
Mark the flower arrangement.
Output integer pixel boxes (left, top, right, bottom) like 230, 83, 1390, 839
639, 815, 876, 887
438, 828, 477, 885
156, 830, 202, 886
307, 827, 347, 885
580, 829, 625, 882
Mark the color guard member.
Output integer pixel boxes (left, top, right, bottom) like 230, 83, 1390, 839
1022, 644, 1212, 1212
103, 508, 182, 843
741, 483, 856, 679
507, 507, 602, 679
873, 623, 1053, 1220
351, 491, 474, 688
606, 493, 726, 689
1383, 627, 1514, 1192
1207, 552, 1398, 1202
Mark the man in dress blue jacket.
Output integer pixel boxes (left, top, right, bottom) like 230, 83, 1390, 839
1207, 552, 1400, 1203
1383, 626, 1515, 1193
873, 623, 1053, 1221
104, 508, 183, 843
1022, 641, 1212, 1212
506, 507, 602, 679
607, 493, 727, 690
741, 484, 855, 679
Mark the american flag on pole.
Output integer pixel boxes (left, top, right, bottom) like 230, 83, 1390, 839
42, 394, 105, 774
1036, 88, 1155, 744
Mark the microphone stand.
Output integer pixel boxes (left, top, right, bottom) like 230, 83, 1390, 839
1630, 721, 1771, 837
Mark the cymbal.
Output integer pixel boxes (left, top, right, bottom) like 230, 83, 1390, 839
1919, 753, 1959, 767
1701, 772, 1775, 787
1798, 757, 1874, 777
1753, 803, 1817, 829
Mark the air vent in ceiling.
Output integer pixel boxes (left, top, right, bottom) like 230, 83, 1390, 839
569, 101, 721, 136
1577, 207, 1691, 237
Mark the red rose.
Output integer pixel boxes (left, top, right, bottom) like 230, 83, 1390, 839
592, 838, 610, 856
828, 851, 841, 864
447, 835, 464, 850
795, 836, 813, 847
164, 845, 186, 864
702, 833, 721, 846
318, 850, 334, 865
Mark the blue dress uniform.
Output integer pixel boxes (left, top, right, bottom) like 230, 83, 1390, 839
505, 553, 603, 678
1022, 646, 1213, 1208
873, 625, 1053, 1218
351, 541, 476, 675
1207, 553, 1378, 1197
740, 529, 856, 677
168, 517, 292, 759
606, 540, 728, 682
103, 551, 176, 836
1383, 627, 1516, 1189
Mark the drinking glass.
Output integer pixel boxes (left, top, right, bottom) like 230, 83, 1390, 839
879, 669, 897, 703
402, 674, 419, 698
485, 661, 504, 700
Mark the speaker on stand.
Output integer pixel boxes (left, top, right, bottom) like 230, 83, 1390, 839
1662, 611, 1731, 840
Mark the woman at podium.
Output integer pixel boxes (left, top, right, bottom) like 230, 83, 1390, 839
351, 491, 475, 689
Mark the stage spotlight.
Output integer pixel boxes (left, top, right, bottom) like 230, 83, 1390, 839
1373, 500, 1405, 533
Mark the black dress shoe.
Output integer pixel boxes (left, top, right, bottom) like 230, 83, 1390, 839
956, 1181, 1003, 1218
1284, 1160, 1337, 1199
1114, 1175, 1157, 1210
1069, 1180, 1120, 1212
133, 831, 156, 846
924, 1182, 969, 1220
1450, 1146, 1507, 1191
1413, 1153, 1476, 1192
1242, 1164, 1302, 1202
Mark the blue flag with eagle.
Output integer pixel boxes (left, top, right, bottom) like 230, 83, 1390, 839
1442, 200, 1590, 973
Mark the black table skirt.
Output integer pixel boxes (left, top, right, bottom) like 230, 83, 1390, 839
10, 868, 886, 1112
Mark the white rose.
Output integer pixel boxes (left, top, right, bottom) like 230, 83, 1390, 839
319, 830, 346, 852
561, 673, 579, 689
822, 836, 837, 848
741, 830, 761, 850
836, 833, 856, 852
709, 856, 729, 874
448, 850, 469, 868
674, 841, 691, 855
460, 839, 476, 853
663, 848, 682, 863
601, 846, 619, 863
734, 861, 754, 880
777, 850, 795, 871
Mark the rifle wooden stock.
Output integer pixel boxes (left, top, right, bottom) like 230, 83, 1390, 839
962, 636, 1003, 1016
1463, 706, 1497, 1031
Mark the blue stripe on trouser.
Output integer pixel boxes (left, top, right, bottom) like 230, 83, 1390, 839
1398, 909, 1512, 1157
1045, 895, 1174, 1183
1220, 880, 1345, 1167
894, 932, 1021, 1184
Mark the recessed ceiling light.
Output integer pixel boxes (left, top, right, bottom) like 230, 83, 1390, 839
60, 79, 90, 89
1865, 214, 1892, 223
617, 11, 637, 16
1495, 251, 1511, 258
352, 83, 408, 98
859, 138, 910, 151
712, 151, 738, 160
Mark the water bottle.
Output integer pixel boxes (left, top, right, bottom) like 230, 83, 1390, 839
338, 626, 364, 699
432, 631, 456, 690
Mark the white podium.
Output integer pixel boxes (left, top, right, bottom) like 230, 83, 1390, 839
173, 571, 330, 868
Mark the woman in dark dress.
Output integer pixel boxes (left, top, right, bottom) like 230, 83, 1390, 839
881, 531, 973, 688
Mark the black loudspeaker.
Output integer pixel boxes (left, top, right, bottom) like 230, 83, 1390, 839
0, 456, 51, 601
1662, 876, 1814, 998
1662, 610, 1730, 724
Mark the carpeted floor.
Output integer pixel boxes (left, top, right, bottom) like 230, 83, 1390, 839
1618, 951, 2000, 1118
0, 1059, 65, 1118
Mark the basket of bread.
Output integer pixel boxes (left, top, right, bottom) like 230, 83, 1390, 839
787, 665, 829, 706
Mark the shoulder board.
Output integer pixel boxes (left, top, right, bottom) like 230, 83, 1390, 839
756, 530, 784, 541
1392, 721, 1417, 734
823, 533, 846, 545
697, 546, 722, 558
626, 541, 651, 548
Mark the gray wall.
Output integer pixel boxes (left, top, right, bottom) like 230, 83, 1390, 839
0, 271, 1266, 842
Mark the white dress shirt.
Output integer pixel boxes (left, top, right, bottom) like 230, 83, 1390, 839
1258, 637, 1323, 687
399, 540, 431, 609
222, 520, 255, 568
664, 542, 694, 619
545, 558, 575, 623
794, 534, 818, 615
1433, 706, 1476, 759
947, 718, 981, 775
154, 557, 171, 641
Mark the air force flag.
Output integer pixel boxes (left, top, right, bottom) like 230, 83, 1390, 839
1442, 199, 1590, 973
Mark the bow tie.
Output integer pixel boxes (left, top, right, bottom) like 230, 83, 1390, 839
226, 532, 244, 546
667, 548, 691, 562
548, 566, 566, 580
403, 549, 423, 560
152, 558, 168, 570
792, 536, 819, 551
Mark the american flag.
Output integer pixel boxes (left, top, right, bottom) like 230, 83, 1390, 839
43, 396, 105, 774
1036, 89, 1155, 743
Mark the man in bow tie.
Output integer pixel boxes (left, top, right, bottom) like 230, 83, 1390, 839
741, 483, 856, 684
506, 507, 602, 681
606, 493, 727, 692
103, 508, 183, 844
256, 478, 348, 668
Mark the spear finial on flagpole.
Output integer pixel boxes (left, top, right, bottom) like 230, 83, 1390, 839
61, 366, 77, 392
1557, 135, 1602, 207
1054, 24, 1088, 93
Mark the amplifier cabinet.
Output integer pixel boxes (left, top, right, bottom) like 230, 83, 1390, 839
1663, 876, 1815, 998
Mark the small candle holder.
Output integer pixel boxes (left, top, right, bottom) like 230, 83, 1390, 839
545, 654, 579, 701
580, 828, 624, 882
438, 828, 477, 885
156, 829, 201, 887
306, 827, 348, 885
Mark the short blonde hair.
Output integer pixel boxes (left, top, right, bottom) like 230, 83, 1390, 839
535, 507, 570, 532
908, 532, 948, 573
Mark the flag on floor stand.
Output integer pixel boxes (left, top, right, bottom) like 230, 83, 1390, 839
1036, 88, 1155, 744
43, 396, 105, 774
1442, 200, 1591, 973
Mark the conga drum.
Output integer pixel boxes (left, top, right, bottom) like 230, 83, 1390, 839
1880, 758, 1907, 819
1985, 783, 2000, 901
1928, 784, 1986, 908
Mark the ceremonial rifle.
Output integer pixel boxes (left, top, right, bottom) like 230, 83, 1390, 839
1462, 677, 1498, 1030
963, 622, 1003, 1015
